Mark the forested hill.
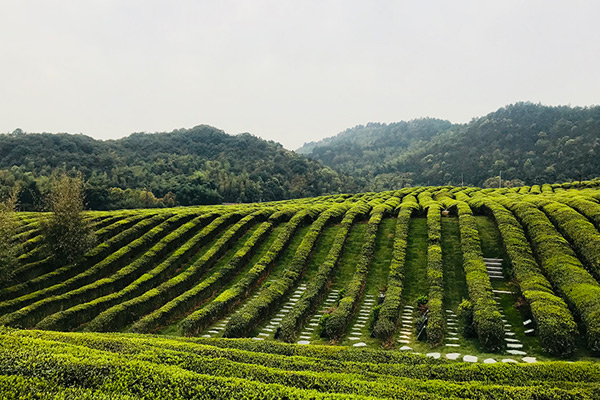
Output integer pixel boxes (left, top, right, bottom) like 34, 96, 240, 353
298, 103, 600, 190
0, 125, 348, 210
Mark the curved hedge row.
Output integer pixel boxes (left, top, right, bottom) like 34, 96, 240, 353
553, 192, 600, 230
372, 194, 418, 342
85, 209, 279, 333
128, 215, 287, 334
418, 191, 445, 346
38, 210, 253, 332
454, 194, 504, 351
323, 198, 398, 340
0, 213, 195, 328
468, 193, 577, 356
277, 202, 371, 342
223, 204, 351, 338
0, 212, 175, 310
179, 208, 314, 336
527, 196, 600, 281
497, 195, 600, 353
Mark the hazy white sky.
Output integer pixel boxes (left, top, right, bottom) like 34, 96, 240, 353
1, 1, 599, 150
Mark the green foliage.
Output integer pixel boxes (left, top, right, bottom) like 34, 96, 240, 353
223, 204, 350, 338
457, 299, 475, 337
372, 194, 418, 342
454, 196, 505, 351
323, 200, 395, 340
0, 192, 18, 285
299, 103, 600, 188
468, 193, 577, 356
40, 174, 96, 265
0, 126, 350, 209
277, 203, 369, 342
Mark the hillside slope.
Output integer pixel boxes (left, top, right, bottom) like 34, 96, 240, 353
298, 103, 600, 189
0, 126, 348, 209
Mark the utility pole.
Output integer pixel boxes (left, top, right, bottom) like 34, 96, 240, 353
499, 171, 502, 189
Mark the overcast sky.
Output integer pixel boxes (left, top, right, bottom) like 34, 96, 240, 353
1, 1, 599, 150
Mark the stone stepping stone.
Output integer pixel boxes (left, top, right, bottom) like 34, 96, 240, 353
522, 357, 537, 363
507, 343, 523, 349
505, 338, 520, 343
447, 337, 459, 341
355, 324, 365, 328
463, 355, 478, 363
208, 330, 219, 334
505, 332, 515, 336
298, 335, 311, 339
448, 332, 458, 336
506, 349, 527, 355
397, 339, 410, 344
297, 340, 310, 345
349, 337, 361, 341
252, 337, 264, 341
399, 346, 412, 351
305, 327, 314, 331
400, 330, 412, 335
398, 335, 410, 340
353, 342, 367, 347
213, 327, 223, 331
426, 352, 441, 359
202, 334, 211, 338
270, 321, 280, 325
445, 344, 460, 347
272, 318, 282, 321
524, 329, 535, 335
280, 309, 290, 313
492, 289, 513, 294
258, 332, 269, 337
502, 359, 518, 363
446, 353, 460, 360
263, 328, 274, 332
483, 358, 497, 364
309, 323, 318, 326
405, 305, 414, 309
445, 309, 454, 313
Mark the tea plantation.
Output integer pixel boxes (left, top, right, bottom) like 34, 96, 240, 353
2, 181, 600, 399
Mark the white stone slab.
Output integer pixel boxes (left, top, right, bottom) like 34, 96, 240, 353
309, 323, 318, 326
502, 359, 518, 363
507, 343, 523, 349
506, 349, 527, 355
353, 342, 367, 347
447, 337, 459, 341
522, 357, 537, 363
446, 353, 460, 360
483, 358, 497, 364
445, 344, 460, 347
252, 337, 264, 340
399, 345, 413, 351
202, 334, 211, 338
398, 335, 410, 340
263, 328, 274, 332
397, 339, 410, 344
463, 355, 478, 363
208, 330, 219, 334
298, 335, 311, 339
505, 338, 519, 343
349, 337, 361, 341
297, 340, 310, 345
426, 352, 440, 359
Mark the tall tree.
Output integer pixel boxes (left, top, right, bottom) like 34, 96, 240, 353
41, 174, 96, 264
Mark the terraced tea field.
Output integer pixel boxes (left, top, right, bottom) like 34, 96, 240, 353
2, 181, 600, 398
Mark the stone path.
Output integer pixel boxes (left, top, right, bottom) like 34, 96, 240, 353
396, 304, 414, 346
350, 294, 376, 347
484, 258, 536, 361
296, 288, 339, 345
252, 283, 308, 341
443, 309, 461, 349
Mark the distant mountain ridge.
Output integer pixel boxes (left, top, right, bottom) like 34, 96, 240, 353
0, 125, 348, 210
298, 102, 600, 189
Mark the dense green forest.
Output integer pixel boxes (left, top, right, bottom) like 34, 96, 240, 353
298, 103, 600, 190
0, 126, 348, 210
